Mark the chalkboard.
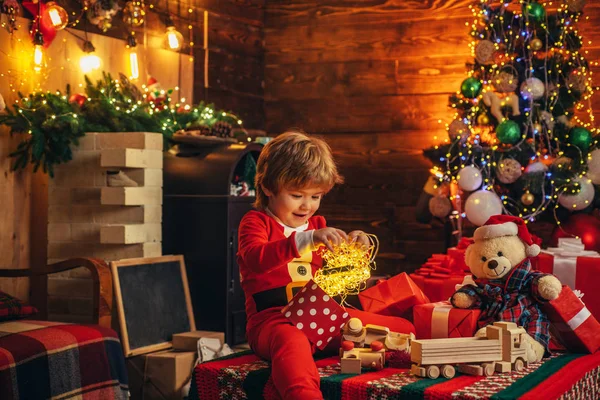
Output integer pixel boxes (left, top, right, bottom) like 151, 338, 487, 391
111, 255, 196, 357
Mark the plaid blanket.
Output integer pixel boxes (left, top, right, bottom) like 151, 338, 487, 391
191, 350, 600, 399
0, 320, 128, 399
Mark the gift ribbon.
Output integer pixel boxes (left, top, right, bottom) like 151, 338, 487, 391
431, 302, 452, 338
540, 238, 599, 290
568, 306, 592, 331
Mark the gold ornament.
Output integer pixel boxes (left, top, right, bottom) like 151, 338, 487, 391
475, 40, 496, 65
477, 113, 490, 125
532, 123, 543, 135
493, 71, 518, 93
123, 1, 145, 27
314, 236, 379, 303
530, 38, 543, 51
521, 191, 535, 206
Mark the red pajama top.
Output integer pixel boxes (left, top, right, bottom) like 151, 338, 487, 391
237, 210, 326, 331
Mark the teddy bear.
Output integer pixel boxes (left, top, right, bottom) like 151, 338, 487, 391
451, 215, 562, 362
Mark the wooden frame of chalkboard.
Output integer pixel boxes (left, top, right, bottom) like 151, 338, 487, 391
111, 255, 196, 357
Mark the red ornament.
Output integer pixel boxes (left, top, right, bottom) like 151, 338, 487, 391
69, 93, 87, 107
551, 213, 600, 252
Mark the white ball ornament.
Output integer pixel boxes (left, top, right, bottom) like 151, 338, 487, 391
525, 161, 548, 174
520, 77, 545, 101
587, 149, 600, 185
465, 190, 503, 226
457, 166, 483, 191
558, 177, 595, 211
496, 158, 522, 184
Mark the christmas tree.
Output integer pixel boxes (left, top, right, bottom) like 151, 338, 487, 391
423, 0, 599, 229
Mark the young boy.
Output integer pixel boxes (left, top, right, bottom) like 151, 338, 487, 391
238, 131, 414, 399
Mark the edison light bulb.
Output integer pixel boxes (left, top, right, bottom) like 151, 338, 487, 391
163, 26, 183, 50
32, 32, 45, 73
129, 50, 139, 79
80, 41, 101, 73
44, 2, 68, 30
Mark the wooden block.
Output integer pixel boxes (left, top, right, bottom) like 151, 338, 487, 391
495, 361, 511, 373
95, 132, 163, 150
172, 330, 225, 351
127, 168, 163, 187
144, 206, 162, 223
71, 223, 101, 243
101, 149, 163, 169
340, 357, 361, 374
458, 364, 484, 376
101, 187, 162, 205
100, 223, 162, 244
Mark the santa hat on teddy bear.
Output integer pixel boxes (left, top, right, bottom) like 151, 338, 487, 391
473, 215, 541, 257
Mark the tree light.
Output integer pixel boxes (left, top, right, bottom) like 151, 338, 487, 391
79, 40, 101, 73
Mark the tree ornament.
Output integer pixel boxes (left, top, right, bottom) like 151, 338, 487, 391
482, 91, 520, 122
477, 113, 490, 125
429, 196, 453, 218
565, 0, 586, 13
551, 213, 600, 253
460, 77, 482, 98
530, 37, 543, 51
496, 158, 522, 184
493, 50, 508, 65
558, 177, 595, 210
496, 120, 521, 144
68, 93, 87, 107
123, 1, 145, 27
521, 191, 535, 206
551, 156, 573, 172
586, 149, 600, 185
523, 1, 546, 23
457, 165, 483, 191
493, 71, 518, 93
569, 127, 592, 150
540, 111, 555, 130
532, 122, 543, 135
475, 40, 495, 65
87, 0, 120, 32
525, 161, 548, 174
43, 2, 69, 30
22, 1, 57, 48
520, 77, 545, 100
465, 190, 503, 226
448, 119, 470, 141
566, 69, 587, 93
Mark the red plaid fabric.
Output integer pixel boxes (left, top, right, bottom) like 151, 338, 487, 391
0, 320, 128, 399
452, 259, 551, 350
0, 291, 37, 322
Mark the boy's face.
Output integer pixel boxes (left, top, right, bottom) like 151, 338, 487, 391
264, 184, 327, 228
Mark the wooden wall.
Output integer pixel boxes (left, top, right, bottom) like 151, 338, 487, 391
264, 0, 600, 276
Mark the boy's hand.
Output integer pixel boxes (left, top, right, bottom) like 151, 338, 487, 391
314, 228, 348, 251
348, 230, 370, 249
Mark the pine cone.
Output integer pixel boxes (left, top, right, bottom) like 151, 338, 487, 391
211, 121, 233, 138
184, 123, 211, 136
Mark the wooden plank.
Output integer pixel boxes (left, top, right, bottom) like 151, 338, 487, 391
204, 12, 264, 57
196, 50, 264, 96
265, 16, 470, 64
265, 0, 474, 29
266, 57, 467, 99
265, 94, 454, 133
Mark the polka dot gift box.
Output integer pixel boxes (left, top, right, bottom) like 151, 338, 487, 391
282, 280, 350, 350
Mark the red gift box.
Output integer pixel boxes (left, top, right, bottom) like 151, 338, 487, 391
413, 301, 481, 339
533, 238, 600, 319
358, 273, 429, 319
282, 280, 350, 350
542, 285, 600, 354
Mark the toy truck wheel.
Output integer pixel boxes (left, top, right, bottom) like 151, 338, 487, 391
426, 365, 440, 379
482, 363, 495, 377
513, 358, 525, 372
441, 365, 455, 379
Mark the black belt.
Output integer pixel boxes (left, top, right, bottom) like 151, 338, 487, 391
253, 285, 305, 313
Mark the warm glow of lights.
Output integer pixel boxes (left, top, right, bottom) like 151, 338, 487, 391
44, 2, 68, 30
80, 53, 101, 73
33, 44, 44, 72
129, 50, 139, 79
164, 26, 183, 50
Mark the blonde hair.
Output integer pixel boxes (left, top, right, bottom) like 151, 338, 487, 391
254, 130, 343, 209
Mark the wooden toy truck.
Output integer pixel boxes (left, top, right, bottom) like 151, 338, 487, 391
410, 321, 529, 379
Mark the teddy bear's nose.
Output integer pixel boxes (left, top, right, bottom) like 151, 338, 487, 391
487, 260, 498, 269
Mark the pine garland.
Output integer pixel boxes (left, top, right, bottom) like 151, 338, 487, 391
0, 72, 244, 177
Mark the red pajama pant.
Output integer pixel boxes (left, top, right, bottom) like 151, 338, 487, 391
246, 308, 415, 400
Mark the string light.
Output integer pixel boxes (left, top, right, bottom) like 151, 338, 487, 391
314, 235, 379, 304
44, 2, 69, 30
126, 34, 140, 80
